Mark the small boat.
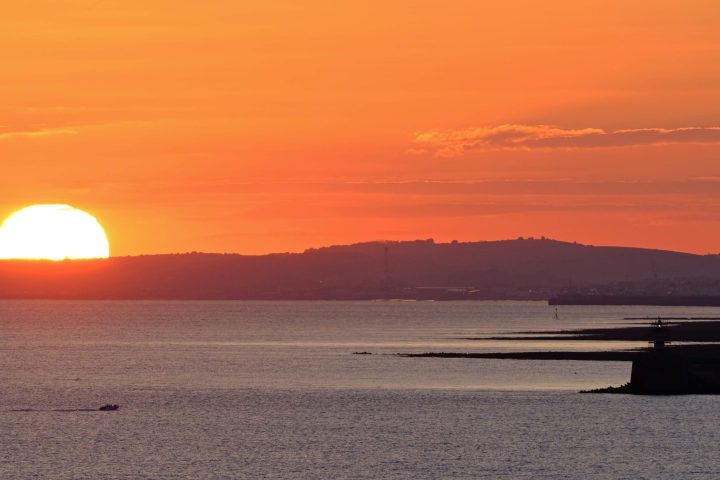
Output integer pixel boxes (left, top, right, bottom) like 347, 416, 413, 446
98, 404, 119, 411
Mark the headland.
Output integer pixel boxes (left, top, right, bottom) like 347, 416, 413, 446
396, 319, 720, 395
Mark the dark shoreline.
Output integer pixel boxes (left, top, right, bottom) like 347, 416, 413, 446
396, 351, 638, 361
466, 321, 720, 343
392, 319, 720, 394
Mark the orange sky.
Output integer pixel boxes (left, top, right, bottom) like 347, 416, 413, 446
2, 0, 720, 255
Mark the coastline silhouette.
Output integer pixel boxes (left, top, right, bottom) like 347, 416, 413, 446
1, 238, 719, 300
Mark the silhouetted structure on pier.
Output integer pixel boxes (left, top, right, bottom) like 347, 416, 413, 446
628, 320, 720, 394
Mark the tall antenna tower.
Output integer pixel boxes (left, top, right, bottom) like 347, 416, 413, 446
381, 244, 393, 297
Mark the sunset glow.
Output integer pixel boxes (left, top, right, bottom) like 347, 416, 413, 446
0, 205, 110, 260
2, 1, 720, 255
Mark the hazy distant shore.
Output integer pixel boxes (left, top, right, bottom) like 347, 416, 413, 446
2, 238, 720, 300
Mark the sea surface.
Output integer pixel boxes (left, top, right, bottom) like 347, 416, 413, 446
1, 300, 719, 479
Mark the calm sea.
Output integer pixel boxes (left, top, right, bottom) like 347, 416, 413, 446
1, 300, 719, 479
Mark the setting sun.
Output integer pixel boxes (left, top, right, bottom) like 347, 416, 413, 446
0, 205, 110, 260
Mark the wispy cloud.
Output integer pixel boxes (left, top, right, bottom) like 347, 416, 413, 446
0, 127, 77, 141
413, 124, 720, 157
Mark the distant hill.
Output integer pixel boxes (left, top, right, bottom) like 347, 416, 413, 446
1, 238, 719, 300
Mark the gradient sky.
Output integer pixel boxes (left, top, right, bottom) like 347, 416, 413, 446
2, 0, 720, 255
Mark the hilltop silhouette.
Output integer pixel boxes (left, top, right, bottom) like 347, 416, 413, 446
0, 238, 719, 300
